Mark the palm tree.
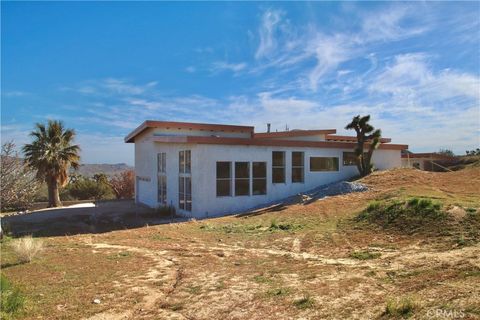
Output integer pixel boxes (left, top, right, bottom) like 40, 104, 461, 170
345, 115, 382, 177
23, 120, 80, 207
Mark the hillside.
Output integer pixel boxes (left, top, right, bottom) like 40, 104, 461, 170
1, 167, 479, 319
70, 163, 133, 177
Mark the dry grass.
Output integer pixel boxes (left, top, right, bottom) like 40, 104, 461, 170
11, 236, 44, 263
0, 167, 479, 319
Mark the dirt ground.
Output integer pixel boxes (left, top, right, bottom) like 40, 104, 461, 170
1, 167, 479, 319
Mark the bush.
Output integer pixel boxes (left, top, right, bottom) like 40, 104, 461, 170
350, 250, 381, 260
1, 274, 25, 318
383, 296, 417, 318
11, 236, 44, 263
357, 197, 447, 233
64, 176, 114, 200
1, 142, 40, 211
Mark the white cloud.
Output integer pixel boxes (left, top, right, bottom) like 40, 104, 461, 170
211, 61, 247, 74
358, 6, 429, 43
369, 53, 480, 105
255, 9, 284, 59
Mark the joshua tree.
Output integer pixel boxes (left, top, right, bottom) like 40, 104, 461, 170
23, 120, 80, 207
345, 115, 382, 177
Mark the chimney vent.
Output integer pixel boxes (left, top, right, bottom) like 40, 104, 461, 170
267, 123, 271, 133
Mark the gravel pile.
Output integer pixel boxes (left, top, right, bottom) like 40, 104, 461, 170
301, 181, 368, 204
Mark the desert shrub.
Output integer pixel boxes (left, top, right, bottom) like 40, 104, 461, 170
1, 274, 25, 318
11, 236, 44, 263
383, 296, 417, 318
350, 250, 381, 260
1, 142, 41, 212
266, 287, 290, 297
356, 197, 447, 233
64, 176, 114, 200
108, 170, 135, 199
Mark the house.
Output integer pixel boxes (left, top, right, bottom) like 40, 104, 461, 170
125, 120, 408, 218
401, 152, 456, 171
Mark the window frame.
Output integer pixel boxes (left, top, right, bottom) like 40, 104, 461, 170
252, 161, 267, 195
157, 152, 167, 205
179, 150, 192, 211
234, 161, 250, 196
272, 151, 286, 184
216, 161, 232, 197
310, 157, 339, 172
291, 151, 305, 183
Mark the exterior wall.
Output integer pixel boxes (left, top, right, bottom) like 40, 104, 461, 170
134, 135, 401, 217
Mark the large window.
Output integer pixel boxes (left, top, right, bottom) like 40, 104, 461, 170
235, 162, 250, 196
272, 151, 285, 183
216, 162, 232, 197
292, 152, 304, 183
157, 153, 167, 205
252, 162, 267, 195
310, 157, 339, 172
179, 150, 192, 211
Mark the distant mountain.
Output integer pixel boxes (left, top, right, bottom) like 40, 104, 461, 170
71, 163, 134, 177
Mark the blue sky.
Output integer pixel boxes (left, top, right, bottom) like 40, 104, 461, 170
2, 1, 479, 165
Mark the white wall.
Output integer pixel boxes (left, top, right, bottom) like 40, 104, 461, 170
134, 132, 401, 218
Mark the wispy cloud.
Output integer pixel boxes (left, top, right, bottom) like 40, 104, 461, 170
2, 90, 29, 97
211, 61, 247, 74
255, 9, 284, 59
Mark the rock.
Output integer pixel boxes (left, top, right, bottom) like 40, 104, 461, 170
93, 298, 101, 304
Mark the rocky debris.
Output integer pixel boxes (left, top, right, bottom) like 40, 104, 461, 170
241, 180, 368, 216
93, 298, 101, 304
301, 181, 368, 205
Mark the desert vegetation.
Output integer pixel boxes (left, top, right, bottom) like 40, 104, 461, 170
0, 166, 479, 319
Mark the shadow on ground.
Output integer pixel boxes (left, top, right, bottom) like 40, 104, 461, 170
1, 200, 185, 238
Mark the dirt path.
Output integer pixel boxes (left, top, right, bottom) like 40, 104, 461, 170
82, 240, 186, 320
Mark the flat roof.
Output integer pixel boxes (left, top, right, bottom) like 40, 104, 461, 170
254, 129, 337, 139
125, 120, 254, 143
151, 135, 408, 150
326, 134, 392, 143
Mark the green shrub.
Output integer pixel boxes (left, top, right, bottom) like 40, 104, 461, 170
383, 296, 416, 318
356, 198, 447, 233
350, 250, 381, 260
1, 274, 25, 318
64, 176, 114, 200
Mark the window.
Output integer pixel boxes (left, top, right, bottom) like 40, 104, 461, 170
272, 151, 285, 183
291, 152, 304, 183
235, 162, 250, 196
216, 162, 232, 197
179, 150, 191, 174
157, 153, 167, 204
310, 157, 339, 172
179, 150, 192, 211
252, 162, 267, 195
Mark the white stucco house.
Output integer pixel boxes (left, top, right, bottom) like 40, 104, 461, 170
125, 120, 408, 218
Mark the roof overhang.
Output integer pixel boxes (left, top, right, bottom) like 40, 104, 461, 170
151, 135, 408, 150
125, 120, 255, 143
254, 129, 337, 139
326, 134, 392, 143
